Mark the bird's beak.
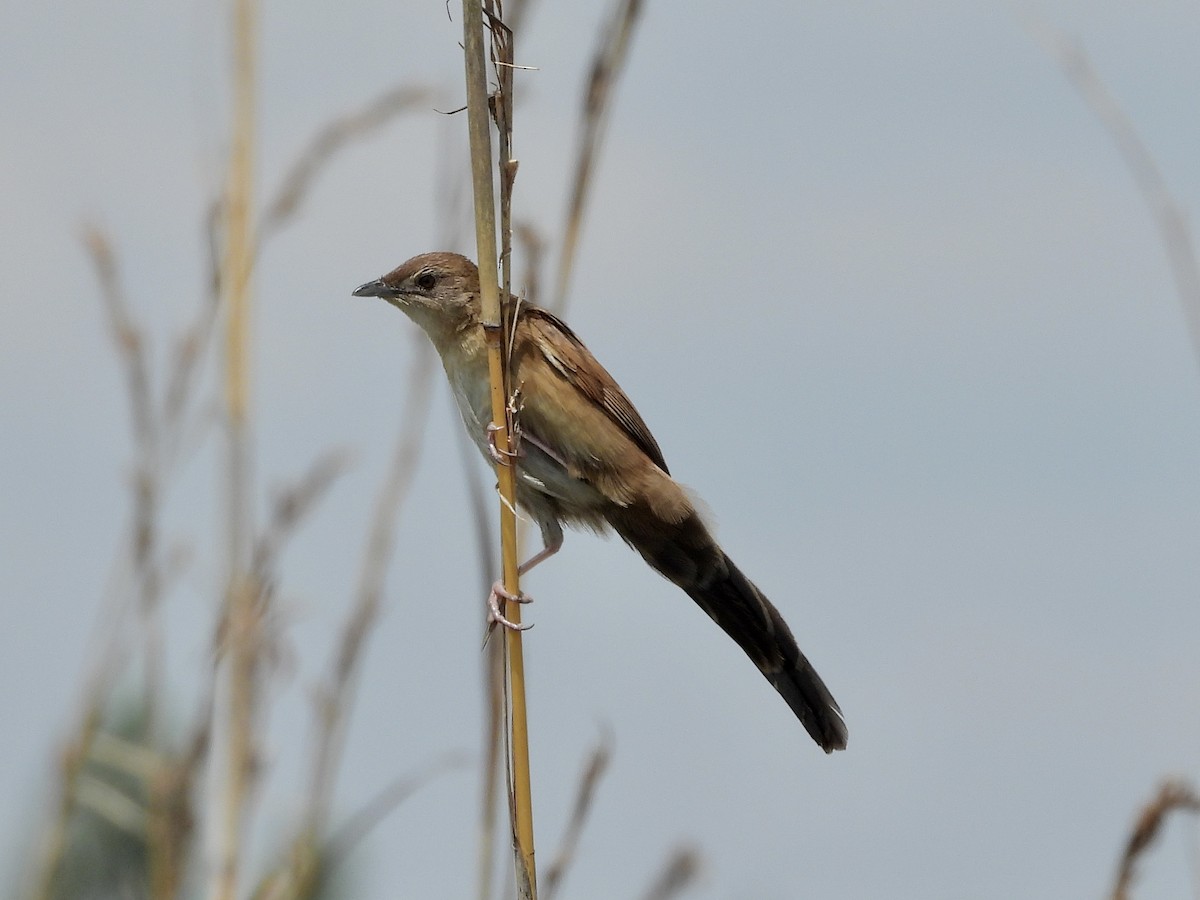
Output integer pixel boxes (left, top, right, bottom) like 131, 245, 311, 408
352, 279, 395, 299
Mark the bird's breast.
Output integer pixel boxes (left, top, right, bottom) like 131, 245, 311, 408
440, 347, 607, 515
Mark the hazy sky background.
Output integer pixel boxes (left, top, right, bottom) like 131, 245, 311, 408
3, 2, 1199, 898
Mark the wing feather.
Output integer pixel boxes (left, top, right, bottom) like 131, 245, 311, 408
520, 306, 670, 475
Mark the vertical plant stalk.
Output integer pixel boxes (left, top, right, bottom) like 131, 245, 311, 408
306, 341, 435, 839
551, 0, 642, 313
81, 227, 174, 898
460, 1, 537, 897
1031, 23, 1200, 372
211, 0, 258, 898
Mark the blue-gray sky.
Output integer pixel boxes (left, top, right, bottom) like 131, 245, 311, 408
3, 2, 1199, 898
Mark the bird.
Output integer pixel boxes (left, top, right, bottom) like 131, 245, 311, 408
353, 252, 848, 753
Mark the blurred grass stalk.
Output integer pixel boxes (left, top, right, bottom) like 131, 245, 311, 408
551, 0, 641, 314
1029, 18, 1200, 372
1109, 779, 1199, 900
210, 0, 259, 896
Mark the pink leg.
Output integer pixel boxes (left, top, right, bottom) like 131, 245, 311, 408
487, 522, 564, 632
518, 530, 563, 575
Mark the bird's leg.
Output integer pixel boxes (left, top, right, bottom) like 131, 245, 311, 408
518, 520, 564, 578
486, 385, 525, 466
486, 519, 564, 632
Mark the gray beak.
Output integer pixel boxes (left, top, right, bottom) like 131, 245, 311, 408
352, 279, 394, 298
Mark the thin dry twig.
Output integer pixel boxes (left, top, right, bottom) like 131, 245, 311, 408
327, 751, 474, 862
147, 694, 213, 900
1029, 21, 1200, 373
160, 200, 223, 471
84, 227, 155, 453
82, 227, 167, 722
551, 0, 643, 313
82, 228, 163, 650
304, 337, 436, 837
1110, 779, 1200, 900
514, 223, 546, 310
640, 846, 702, 900
257, 85, 437, 250
541, 732, 613, 900
484, 2, 517, 296
210, 446, 349, 900
33, 228, 174, 900
47, 164, 225, 900
500, 0, 536, 37
252, 752, 470, 900
250, 450, 352, 586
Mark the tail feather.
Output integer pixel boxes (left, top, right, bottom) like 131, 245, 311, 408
610, 508, 848, 753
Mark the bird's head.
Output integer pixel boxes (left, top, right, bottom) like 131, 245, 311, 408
353, 251, 481, 346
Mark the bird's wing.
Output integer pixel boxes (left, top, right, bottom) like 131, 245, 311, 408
519, 306, 670, 475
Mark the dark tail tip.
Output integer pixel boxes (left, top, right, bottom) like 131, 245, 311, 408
771, 661, 848, 753
714, 554, 849, 753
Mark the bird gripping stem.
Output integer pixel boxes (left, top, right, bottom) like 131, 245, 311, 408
461, 0, 537, 894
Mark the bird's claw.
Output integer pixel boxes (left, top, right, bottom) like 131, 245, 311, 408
486, 422, 522, 467
489, 580, 533, 631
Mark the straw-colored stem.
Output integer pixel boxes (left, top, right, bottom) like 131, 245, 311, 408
1109, 779, 1200, 900
211, 0, 258, 897
461, 1, 537, 896
552, 0, 642, 313
1031, 24, 1200, 373
305, 343, 434, 837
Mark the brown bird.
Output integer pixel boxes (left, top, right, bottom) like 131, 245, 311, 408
353, 252, 848, 753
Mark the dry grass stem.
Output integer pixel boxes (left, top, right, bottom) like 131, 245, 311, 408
258, 85, 437, 249
1110, 779, 1200, 900
211, 0, 259, 895
1030, 22, 1200, 372
255, 752, 469, 900
148, 707, 211, 900
250, 450, 351, 585
327, 752, 473, 861
551, 0, 643, 313
156, 197, 225, 474
84, 227, 154, 452
29, 221, 208, 900
476, 631, 505, 900
305, 338, 436, 837
484, 0, 516, 300
499, 0, 536, 38
640, 846, 702, 900
541, 732, 613, 900
28, 227, 177, 900
462, 0, 536, 894
514, 222, 545, 310
83, 226, 168, 727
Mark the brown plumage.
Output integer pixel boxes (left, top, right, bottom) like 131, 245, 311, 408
353, 252, 848, 753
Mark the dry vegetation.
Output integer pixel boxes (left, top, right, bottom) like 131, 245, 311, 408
19, 1, 700, 899
14, 5, 1198, 900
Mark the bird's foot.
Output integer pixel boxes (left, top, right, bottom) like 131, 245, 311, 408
486, 422, 522, 466
488, 580, 534, 631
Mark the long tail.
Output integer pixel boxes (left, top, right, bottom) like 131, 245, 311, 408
611, 508, 848, 753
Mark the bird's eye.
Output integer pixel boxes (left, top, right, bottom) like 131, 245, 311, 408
415, 271, 437, 290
